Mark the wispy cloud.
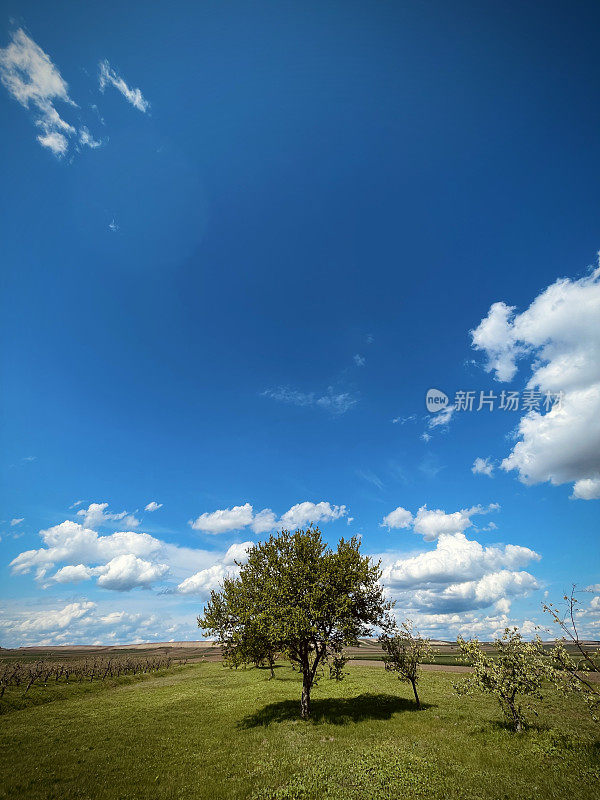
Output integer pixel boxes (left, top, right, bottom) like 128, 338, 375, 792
356, 469, 385, 491
0, 29, 75, 155
0, 29, 101, 157
354, 354, 365, 367
392, 414, 417, 425
98, 59, 149, 112
262, 386, 357, 415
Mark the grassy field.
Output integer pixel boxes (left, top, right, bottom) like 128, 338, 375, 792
0, 661, 598, 800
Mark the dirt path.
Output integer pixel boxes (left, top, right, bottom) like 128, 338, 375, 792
348, 660, 600, 682
348, 659, 472, 672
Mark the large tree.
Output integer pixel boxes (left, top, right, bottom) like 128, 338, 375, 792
198, 526, 393, 718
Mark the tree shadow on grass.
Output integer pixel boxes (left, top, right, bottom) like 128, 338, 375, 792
239, 692, 433, 728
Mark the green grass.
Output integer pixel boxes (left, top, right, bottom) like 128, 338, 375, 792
0, 662, 598, 800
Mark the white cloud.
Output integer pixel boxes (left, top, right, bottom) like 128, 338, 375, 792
472, 457, 494, 477
392, 414, 417, 425
262, 387, 357, 415
37, 129, 70, 155
354, 354, 365, 367
78, 125, 102, 149
0, 599, 191, 648
189, 503, 254, 534
380, 532, 541, 615
571, 476, 600, 500
382, 502, 499, 541
471, 259, 600, 499
381, 506, 413, 530
176, 541, 254, 595
98, 59, 149, 112
41, 556, 167, 593
279, 501, 347, 529
1, 601, 96, 635
381, 533, 539, 589
69, 500, 83, 509
144, 501, 163, 512
250, 508, 278, 534
0, 29, 99, 157
95, 554, 169, 591
222, 541, 253, 565
411, 570, 539, 614
177, 564, 233, 595
190, 501, 347, 535
10, 518, 24, 526
77, 502, 136, 529
10, 520, 162, 578
427, 405, 455, 429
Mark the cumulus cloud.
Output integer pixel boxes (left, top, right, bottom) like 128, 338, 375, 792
190, 501, 347, 535
471, 259, 600, 499
189, 503, 254, 534
0, 29, 101, 156
0, 601, 96, 636
98, 59, 149, 112
381, 533, 539, 589
380, 532, 541, 616
10, 519, 164, 586
177, 541, 254, 595
0, 599, 188, 648
279, 501, 347, 529
571, 476, 600, 500
177, 564, 233, 595
381, 503, 499, 540
472, 457, 494, 477
381, 507, 413, 530
144, 501, 163, 512
95, 554, 169, 591
222, 541, 253, 565
262, 387, 357, 415
251, 509, 278, 534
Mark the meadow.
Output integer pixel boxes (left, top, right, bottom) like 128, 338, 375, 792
0, 658, 598, 800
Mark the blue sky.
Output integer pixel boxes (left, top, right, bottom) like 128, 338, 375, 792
1, 1, 599, 646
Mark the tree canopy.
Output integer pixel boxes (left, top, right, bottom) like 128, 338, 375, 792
198, 526, 393, 718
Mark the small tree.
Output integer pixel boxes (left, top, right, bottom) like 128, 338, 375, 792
379, 620, 433, 709
198, 526, 393, 718
222, 622, 278, 677
455, 627, 549, 732
544, 587, 600, 721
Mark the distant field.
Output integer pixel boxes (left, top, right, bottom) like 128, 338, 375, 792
0, 660, 598, 799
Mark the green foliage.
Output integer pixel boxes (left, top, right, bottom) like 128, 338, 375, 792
379, 620, 433, 709
455, 627, 550, 731
198, 526, 393, 717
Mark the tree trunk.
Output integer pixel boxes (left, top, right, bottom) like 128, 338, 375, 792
411, 679, 421, 709
301, 673, 311, 719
